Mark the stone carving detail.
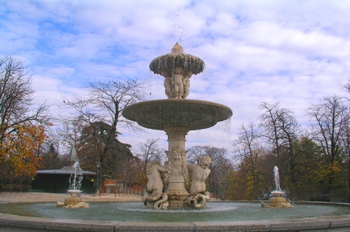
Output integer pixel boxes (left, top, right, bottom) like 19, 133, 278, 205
153, 193, 169, 210
186, 156, 212, 208
56, 191, 89, 209
186, 191, 211, 208
149, 43, 204, 100
164, 147, 189, 188
143, 160, 169, 210
163, 67, 193, 99
57, 201, 89, 208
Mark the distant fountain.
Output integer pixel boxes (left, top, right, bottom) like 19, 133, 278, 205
261, 166, 292, 208
57, 162, 89, 208
123, 43, 232, 209
273, 166, 281, 192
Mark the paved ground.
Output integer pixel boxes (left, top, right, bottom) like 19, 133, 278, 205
0, 191, 143, 203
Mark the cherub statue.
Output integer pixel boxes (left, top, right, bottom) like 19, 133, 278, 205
161, 70, 173, 99
186, 156, 212, 208
183, 71, 193, 99
188, 156, 212, 195
161, 67, 193, 99
172, 67, 184, 99
145, 160, 167, 201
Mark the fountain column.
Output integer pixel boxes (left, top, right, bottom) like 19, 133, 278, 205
164, 125, 190, 208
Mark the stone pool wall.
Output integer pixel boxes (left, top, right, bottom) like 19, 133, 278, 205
1, 212, 350, 231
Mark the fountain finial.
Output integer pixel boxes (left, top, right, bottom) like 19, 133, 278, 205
171, 42, 184, 54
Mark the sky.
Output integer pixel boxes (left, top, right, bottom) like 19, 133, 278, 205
1, 0, 350, 157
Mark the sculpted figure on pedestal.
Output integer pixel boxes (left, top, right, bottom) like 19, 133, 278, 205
186, 156, 212, 208
161, 67, 193, 99
143, 160, 169, 209
188, 156, 212, 194
172, 67, 184, 99
183, 71, 192, 99
161, 71, 173, 99
146, 160, 167, 198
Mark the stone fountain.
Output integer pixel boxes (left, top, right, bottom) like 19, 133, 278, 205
261, 166, 292, 208
3, 45, 350, 232
123, 43, 232, 209
57, 162, 89, 208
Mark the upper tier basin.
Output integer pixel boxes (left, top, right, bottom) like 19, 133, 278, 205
122, 99, 232, 130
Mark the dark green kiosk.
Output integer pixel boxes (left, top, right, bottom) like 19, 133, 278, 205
32, 166, 96, 193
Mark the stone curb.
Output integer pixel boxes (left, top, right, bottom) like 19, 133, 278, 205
2, 213, 350, 231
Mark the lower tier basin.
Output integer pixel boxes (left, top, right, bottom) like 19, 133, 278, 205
1, 202, 350, 231
1, 202, 350, 222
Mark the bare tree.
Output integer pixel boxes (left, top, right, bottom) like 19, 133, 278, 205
233, 123, 262, 164
0, 56, 49, 142
259, 102, 302, 163
64, 79, 145, 193
343, 77, 350, 99
113, 156, 145, 191
259, 102, 315, 198
259, 102, 285, 157
308, 96, 348, 164
233, 123, 263, 198
210, 154, 233, 200
274, 106, 300, 188
341, 117, 350, 165
58, 116, 85, 155
341, 78, 350, 167
137, 138, 164, 171
307, 96, 349, 194
187, 145, 208, 165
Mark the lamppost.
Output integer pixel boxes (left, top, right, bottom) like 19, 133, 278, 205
96, 162, 100, 195
342, 169, 348, 203
129, 169, 133, 194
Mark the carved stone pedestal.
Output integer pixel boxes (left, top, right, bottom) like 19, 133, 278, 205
164, 125, 190, 208
261, 192, 292, 208
64, 190, 82, 206
57, 190, 89, 208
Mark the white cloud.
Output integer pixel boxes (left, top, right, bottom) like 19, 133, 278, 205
2, 0, 350, 156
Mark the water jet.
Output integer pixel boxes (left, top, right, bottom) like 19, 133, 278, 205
261, 166, 292, 208
56, 162, 89, 208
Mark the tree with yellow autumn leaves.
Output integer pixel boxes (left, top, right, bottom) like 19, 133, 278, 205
0, 57, 49, 191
